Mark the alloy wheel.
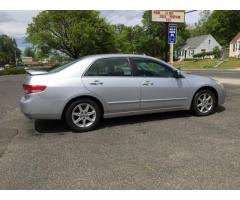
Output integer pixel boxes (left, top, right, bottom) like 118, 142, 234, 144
71, 103, 96, 128
196, 92, 213, 114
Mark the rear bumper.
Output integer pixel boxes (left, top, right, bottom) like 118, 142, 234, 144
20, 95, 62, 120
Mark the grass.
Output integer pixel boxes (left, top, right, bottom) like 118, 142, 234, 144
174, 58, 240, 70
0, 67, 26, 76
173, 59, 219, 70
218, 58, 240, 69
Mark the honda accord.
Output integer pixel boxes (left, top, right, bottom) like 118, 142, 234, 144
20, 54, 225, 132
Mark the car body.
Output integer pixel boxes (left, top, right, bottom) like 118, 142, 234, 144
20, 54, 225, 131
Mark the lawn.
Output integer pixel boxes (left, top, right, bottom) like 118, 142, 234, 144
0, 67, 26, 76
173, 58, 240, 70
218, 58, 240, 69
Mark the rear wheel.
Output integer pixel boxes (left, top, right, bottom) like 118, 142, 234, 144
65, 99, 101, 132
191, 89, 216, 116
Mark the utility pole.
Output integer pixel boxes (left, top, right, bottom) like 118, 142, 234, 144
15, 50, 17, 67
169, 43, 174, 64
165, 23, 169, 62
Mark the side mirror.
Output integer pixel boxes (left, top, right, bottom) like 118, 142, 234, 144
173, 70, 181, 78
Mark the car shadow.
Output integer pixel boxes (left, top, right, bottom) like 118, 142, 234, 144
34, 106, 225, 134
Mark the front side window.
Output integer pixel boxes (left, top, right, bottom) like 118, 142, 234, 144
84, 57, 132, 77
132, 58, 174, 78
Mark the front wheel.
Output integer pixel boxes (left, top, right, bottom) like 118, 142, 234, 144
191, 89, 217, 116
65, 99, 101, 132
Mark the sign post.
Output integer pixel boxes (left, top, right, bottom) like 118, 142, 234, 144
151, 10, 185, 63
168, 24, 177, 65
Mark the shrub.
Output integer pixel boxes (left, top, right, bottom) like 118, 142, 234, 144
213, 46, 221, 58
0, 67, 26, 76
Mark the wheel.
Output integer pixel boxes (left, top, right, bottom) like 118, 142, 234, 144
191, 89, 216, 116
65, 98, 101, 132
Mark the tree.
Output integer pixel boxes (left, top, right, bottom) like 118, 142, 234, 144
190, 11, 240, 47
204, 11, 240, 47
24, 47, 35, 58
190, 10, 211, 36
131, 11, 190, 60
0, 34, 21, 66
212, 46, 221, 58
26, 11, 117, 59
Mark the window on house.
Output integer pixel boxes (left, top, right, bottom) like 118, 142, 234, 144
192, 50, 194, 55
209, 40, 211, 44
201, 49, 206, 53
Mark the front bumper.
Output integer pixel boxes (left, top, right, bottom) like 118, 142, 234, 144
217, 86, 226, 106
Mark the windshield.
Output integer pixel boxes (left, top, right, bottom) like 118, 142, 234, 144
48, 58, 82, 73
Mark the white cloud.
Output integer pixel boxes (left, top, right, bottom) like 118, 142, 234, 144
101, 10, 144, 26
0, 10, 40, 37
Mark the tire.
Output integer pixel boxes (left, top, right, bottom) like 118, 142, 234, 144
191, 89, 217, 116
65, 98, 102, 132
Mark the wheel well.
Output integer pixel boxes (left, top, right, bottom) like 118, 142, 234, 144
192, 86, 218, 106
61, 95, 104, 119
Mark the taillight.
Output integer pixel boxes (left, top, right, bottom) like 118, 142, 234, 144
23, 84, 47, 94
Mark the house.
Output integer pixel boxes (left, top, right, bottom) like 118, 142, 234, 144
176, 34, 222, 60
229, 32, 240, 58
21, 56, 33, 65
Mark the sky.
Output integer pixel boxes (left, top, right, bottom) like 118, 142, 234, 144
0, 10, 201, 49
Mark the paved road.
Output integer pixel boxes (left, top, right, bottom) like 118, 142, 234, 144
0, 72, 240, 189
186, 69, 240, 79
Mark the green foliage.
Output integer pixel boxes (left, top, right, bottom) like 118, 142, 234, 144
204, 11, 240, 47
0, 67, 25, 76
24, 47, 35, 58
193, 51, 214, 58
212, 46, 221, 58
26, 11, 117, 59
0, 35, 21, 66
190, 11, 211, 37
191, 10, 240, 47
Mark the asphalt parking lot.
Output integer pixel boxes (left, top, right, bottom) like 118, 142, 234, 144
0, 71, 240, 189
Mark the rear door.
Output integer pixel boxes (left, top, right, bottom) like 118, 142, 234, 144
130, 57, 190, 110
82, 57, 140, 113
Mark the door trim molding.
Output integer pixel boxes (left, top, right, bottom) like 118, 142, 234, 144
141, 97, 188, 103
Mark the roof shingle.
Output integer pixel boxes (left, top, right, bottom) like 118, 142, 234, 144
180, 34, 210, 50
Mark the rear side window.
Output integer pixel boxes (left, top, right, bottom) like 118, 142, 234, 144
132, 58, 174, 78
84, 58, 132, 76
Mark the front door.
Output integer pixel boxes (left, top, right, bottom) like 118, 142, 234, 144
82, 57, 140, 113
130, 57, 190, 111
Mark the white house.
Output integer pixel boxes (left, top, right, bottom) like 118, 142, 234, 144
176, 34, 222, 60
229, 32, 240, 58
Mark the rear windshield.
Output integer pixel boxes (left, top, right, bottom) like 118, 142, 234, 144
48, 58, 82, 73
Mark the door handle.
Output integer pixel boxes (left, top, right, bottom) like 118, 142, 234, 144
90, 80, 103, 85
142, 81, 154, 86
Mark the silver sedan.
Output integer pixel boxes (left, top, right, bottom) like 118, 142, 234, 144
20, 54, 225, 132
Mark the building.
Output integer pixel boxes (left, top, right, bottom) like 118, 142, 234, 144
21, 56, 33, 65
176, 34, 222, 60
229, 32, 240, 58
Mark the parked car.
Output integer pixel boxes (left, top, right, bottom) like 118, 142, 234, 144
20, 54, 225, 132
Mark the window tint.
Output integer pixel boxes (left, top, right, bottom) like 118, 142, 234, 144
132, 58, 174, 77
85, 58, 132, 76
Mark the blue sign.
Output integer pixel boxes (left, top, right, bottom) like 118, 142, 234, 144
168, 24, 177, 44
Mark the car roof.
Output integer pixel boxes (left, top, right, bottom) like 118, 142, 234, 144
81, 54, 158, 61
